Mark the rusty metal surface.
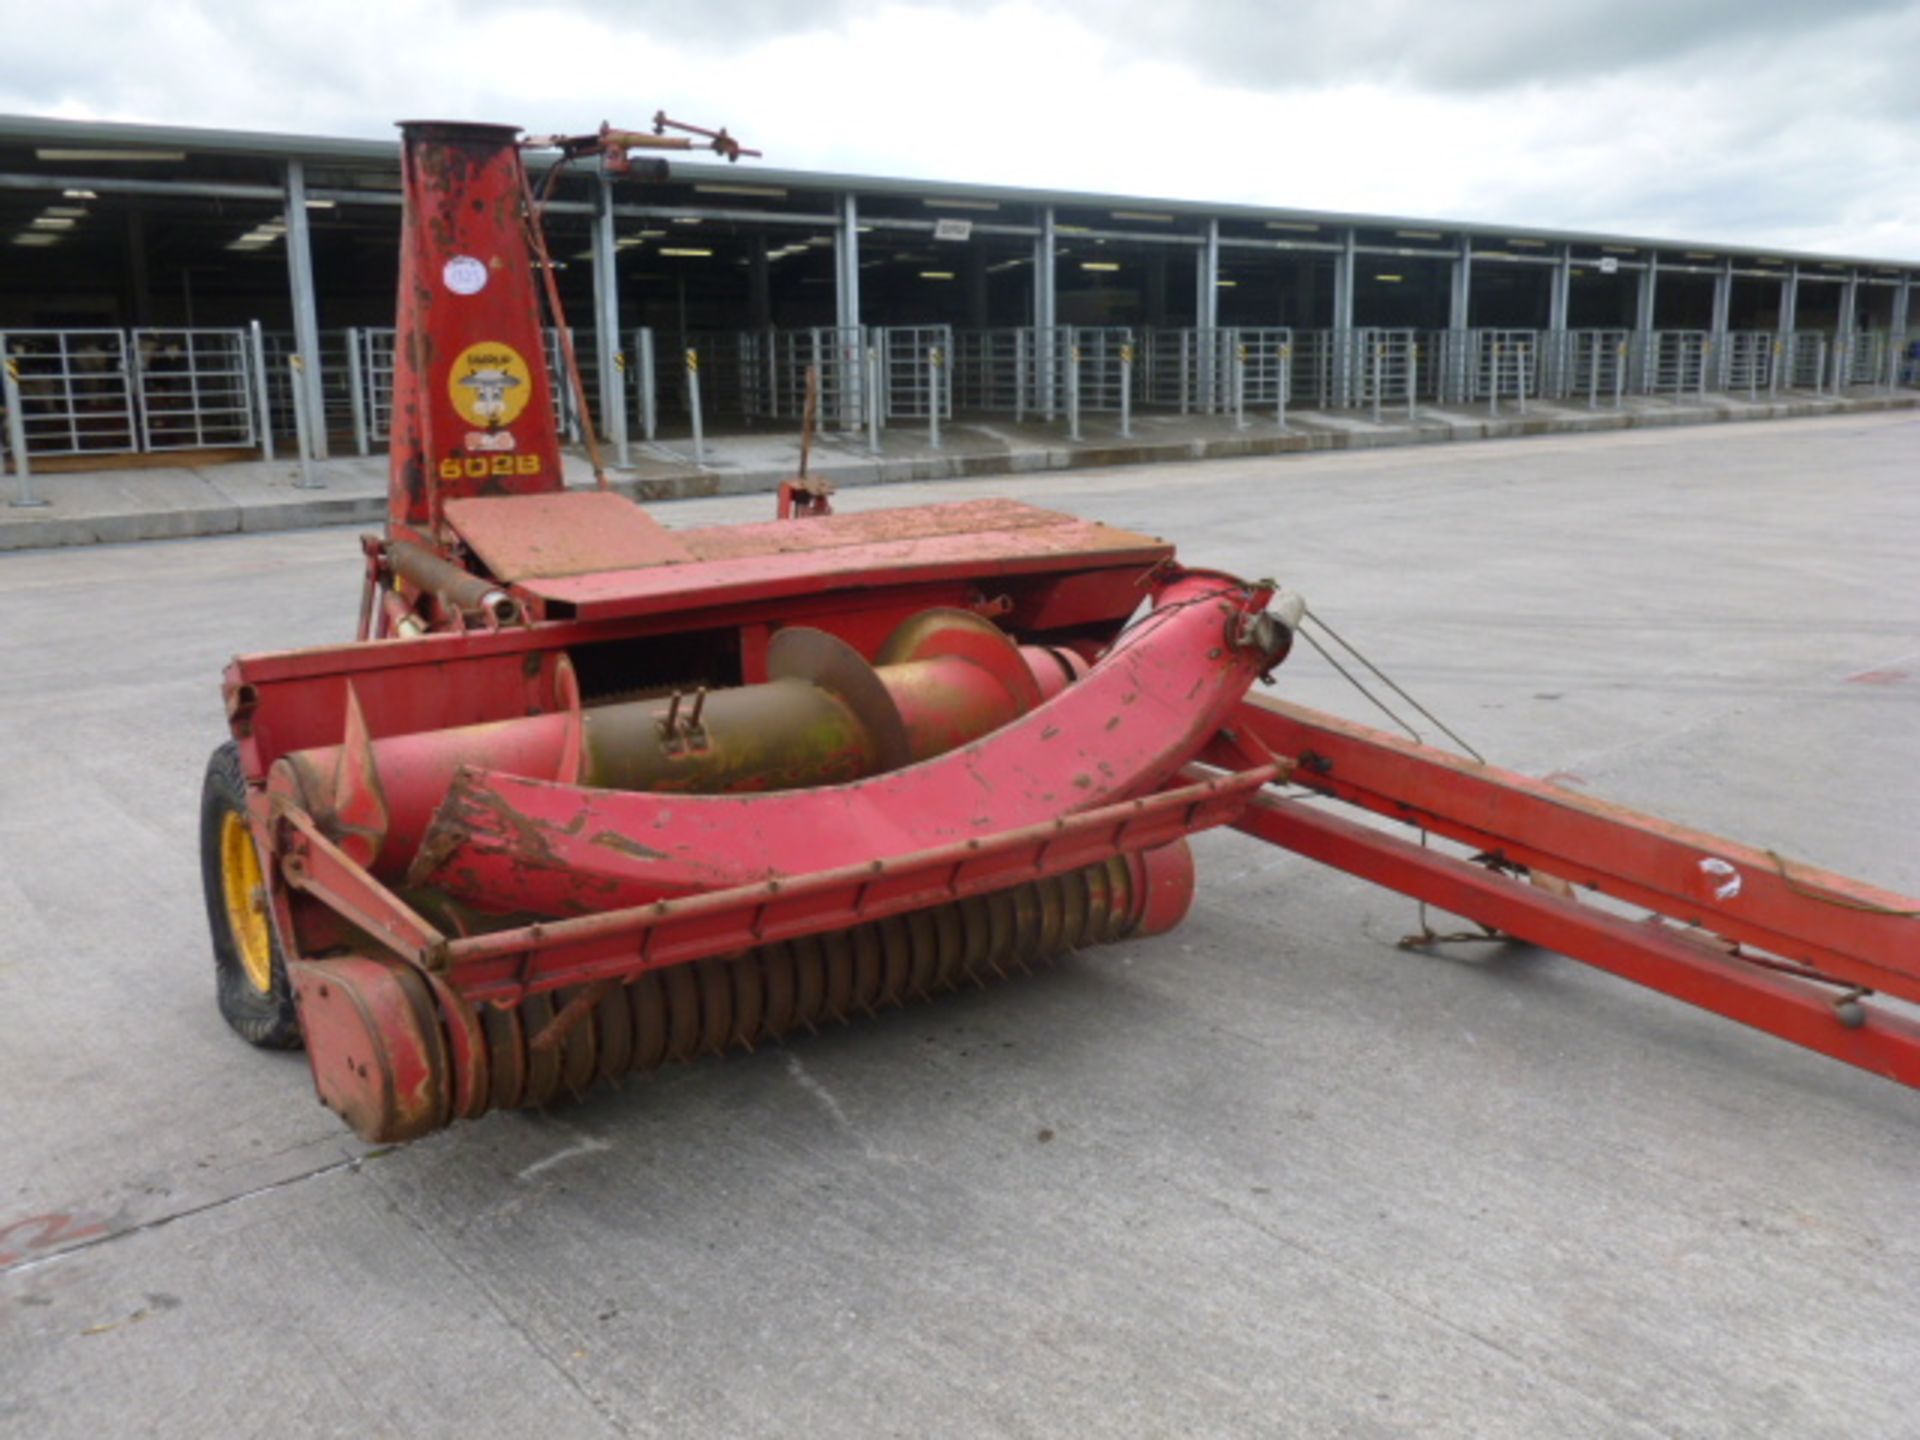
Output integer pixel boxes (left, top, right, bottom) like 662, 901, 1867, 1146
1232, 790, 1920, 1088
410, 573, 1281, 915
445, 491, 693, 581
296, 850, 1179, 1143
1226, 696, 1920, 1002
270, 611, 1059, 882
288, 955, 448, 1143
388, 124, 566, 538
509, 499, 1173, 622
1218, 696, 1920, 1090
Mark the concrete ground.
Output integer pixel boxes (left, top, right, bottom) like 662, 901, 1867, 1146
4, 385, 1915, 552
2, 411, 1916, 1438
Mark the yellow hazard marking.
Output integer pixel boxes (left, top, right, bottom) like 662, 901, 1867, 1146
685, 349, 700, 372
448, 340, 533, 429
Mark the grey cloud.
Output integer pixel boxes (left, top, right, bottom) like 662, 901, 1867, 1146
461, 0, 879, 46
481, 0, 1913, 92
1091, 0, 1911, 93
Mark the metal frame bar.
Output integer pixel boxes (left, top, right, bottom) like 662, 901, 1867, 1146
1218, 696, 1920, 1088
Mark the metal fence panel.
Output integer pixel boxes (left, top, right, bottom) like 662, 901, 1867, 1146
129, 329, 257, 450
1336, 329, 1419, 417
1782, 331, 1828, 391
0, 328, 138, 456
1642, 331, 1709, 396
1227, 328, 1294, 412
1559, 330, 1630, 407
1723, 331, 1775, 397
677, 331, 749, 421
953, 328, 1032, 415
1845, 332, 1886, 387
741, 327, 867, 428
872, 326, 953, 423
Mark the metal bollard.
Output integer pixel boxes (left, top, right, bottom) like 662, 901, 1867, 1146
3, 346, 48, 508
1816, 336, 1828, 396
249, 320, 276, 462
1235, 343, 1249, 430
611, 350, 631, 469
1119, 344, 1134, 438
346, 327, 370, 457
1370, 343, 1382, 425
1770, 339, 1781, 399
287, 354, 322, 490
1615, 342, 1626, 409
1408, 343, 1418, 420
1278, 343, 1291, 430
1518, 344, 1530, 416
635, 329, 657, 442
1068, 344, 1082, 441
1699, 337, 1710, 399
866, 344, 881, 457
923, 343, 937, 447
1014, 329, 1028, 424
1489, 342, 1501, 418
1587, 340, 1599, 410
685, 348, 705, 465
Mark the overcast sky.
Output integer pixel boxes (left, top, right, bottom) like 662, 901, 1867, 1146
3, 0, 1916, 258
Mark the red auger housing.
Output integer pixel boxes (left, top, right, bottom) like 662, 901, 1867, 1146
201, 121, 1920, 1146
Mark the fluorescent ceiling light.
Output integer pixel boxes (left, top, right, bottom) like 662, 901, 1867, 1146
1111, 210, 1173, 223
43, 206, 88, 218
639, 229, 667, 238
1375, 273, 1405, 282
30, 216, 75, 229
37, 147, 184, 162
659, 247, 712, 257
1216, 279, 1237, 287
1081, 261, 1121, 272
63, 188, 98, 199
1265, 221, 1317, 232
672, 216, 702, 225
1055, 224, 1090, 234
695, 182, 787, 198
1684, 251, 1715, 260
1602, 245, 1636, 254
924, 198, 999, 211
13, 232, 62, 246
1396, 229, 1442, 240
1508, 237, 1546, 248
919, 270, 955, 279
305, 198, 336, 209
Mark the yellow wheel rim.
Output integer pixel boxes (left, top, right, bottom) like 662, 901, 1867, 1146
220, 811, 275, 993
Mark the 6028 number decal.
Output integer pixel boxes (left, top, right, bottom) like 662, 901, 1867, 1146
439, 454, 544, 480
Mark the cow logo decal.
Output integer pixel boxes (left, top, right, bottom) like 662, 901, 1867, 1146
448, 341, 533, 430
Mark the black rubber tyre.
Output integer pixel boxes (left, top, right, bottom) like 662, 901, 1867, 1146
200, 740, 302, 1048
